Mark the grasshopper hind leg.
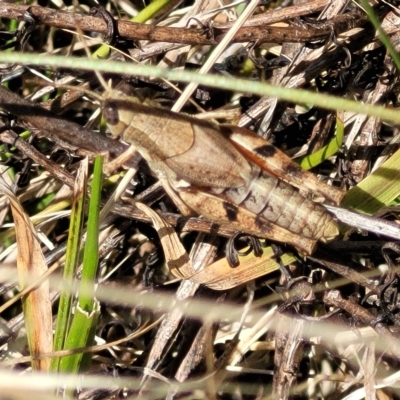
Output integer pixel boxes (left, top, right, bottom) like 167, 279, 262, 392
178, 189, 318, 255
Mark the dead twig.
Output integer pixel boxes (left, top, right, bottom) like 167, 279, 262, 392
0, 3, 369, 46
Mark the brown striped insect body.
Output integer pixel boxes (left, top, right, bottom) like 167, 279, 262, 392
102, 88, 343, 255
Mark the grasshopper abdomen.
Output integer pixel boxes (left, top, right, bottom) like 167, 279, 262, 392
221, 167, 338, 241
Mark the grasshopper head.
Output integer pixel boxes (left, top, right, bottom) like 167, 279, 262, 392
103, 97, 126, 139
102, 87, 142, 140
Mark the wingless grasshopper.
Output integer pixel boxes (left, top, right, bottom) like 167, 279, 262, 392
102, 86, 345, 256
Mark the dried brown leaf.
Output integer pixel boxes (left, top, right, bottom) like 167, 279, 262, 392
0, 176, 52, 371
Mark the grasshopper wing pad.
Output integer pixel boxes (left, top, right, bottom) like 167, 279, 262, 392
179, 190, 317, 255
163, 123, 254, 189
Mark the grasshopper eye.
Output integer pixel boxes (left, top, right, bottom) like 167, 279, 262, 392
103, 102, 120, 126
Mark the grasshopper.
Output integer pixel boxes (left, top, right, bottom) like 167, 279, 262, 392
102, 86, 344, 256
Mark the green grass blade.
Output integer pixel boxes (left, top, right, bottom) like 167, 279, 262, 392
58, 300, 101, 374
79, 156, 103, 312
133, 0, 174, 23
298, 111, 344, 170
51, 159, 88, 373
57, 156, 103, 376
1, 52, 400, 125
341, 147, 400, 213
